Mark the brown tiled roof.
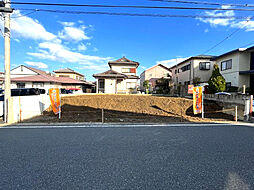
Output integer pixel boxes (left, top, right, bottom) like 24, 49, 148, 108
26, 66, 51, 76
53, 68, 84, 77
11, 74, 86, 85
127, 75, 140, 79
93, 70, 127, 78
108, 56, 139, 66
55, 77, 86, 84
11, 75, 54, 82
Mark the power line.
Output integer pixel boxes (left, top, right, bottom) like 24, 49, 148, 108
11, 10, 37, 18
15, 8, 254, 20
9, 2, 254, 12
202, 19, 251, 54
149, 0, 254, 8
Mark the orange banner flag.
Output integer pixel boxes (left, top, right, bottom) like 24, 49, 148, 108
49, 88, 61, 115
193, 86, 203, 115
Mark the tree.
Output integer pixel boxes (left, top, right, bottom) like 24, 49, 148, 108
208, 64, 226, 93
155, 78, 171, 94
143, 80, 150, 94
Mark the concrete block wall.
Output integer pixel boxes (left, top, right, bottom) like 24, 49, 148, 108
204, 94, 252, 121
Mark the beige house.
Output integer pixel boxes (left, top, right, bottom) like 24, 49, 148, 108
170, 55, 215, 86
213, 47, 253, 93
93, 57, 140, 94
53, 68, 85, 81
140, 64, 171, 92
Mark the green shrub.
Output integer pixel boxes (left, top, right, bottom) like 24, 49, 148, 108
208, 64, 226, 93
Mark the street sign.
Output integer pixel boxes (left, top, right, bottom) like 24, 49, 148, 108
188, 85, 194, 94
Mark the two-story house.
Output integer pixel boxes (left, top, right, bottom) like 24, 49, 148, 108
212, 47, 253, 93
170, 55, 215, 87
140, 64, 171, 92
93, 56, 140, 94
53, 68, 85, 81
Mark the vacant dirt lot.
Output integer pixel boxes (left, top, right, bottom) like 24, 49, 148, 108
24, 94, 233, 123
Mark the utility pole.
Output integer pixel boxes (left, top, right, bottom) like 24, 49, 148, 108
1, 0, 13, 123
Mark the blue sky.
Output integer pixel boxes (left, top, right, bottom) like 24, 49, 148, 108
1, 0, 254, 81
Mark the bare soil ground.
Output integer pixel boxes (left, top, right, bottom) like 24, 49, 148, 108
24, 94, 233, 123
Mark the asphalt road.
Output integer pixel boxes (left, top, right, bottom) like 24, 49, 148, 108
0, 124, 254, 189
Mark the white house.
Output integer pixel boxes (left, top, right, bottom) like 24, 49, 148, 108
93, 56, 140, 94
212, 47, 253, 93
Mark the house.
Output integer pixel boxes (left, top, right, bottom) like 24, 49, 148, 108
140, 64, 171, 92
212, 47, 253, 93
53, 68, 85, 81
0, 65, 92, 93
93, 56, 140, 94
170, 55, 215, 93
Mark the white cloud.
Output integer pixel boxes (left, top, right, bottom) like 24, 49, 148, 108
58, 26, 90, 42
27, 42, 111, 66
24, 61, 48, 69
7, 10, 56, 41
198, 6, 254, 31
198, 9, 235, 27
77, 43, 87, 51
93, 47, 98, 52
204, 29, 209, 33
156, 57, 189, 68
59, 21, 75, 27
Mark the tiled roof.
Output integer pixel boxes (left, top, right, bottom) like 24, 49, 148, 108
93, 70, 127, 78
53, 68, 84, 76
10, 74, 86, 85
127, 75, 140, 79
108, 56, 140, 66
55, 77, 86, 84
26, 66, 51, 76
11, 75, 53, 82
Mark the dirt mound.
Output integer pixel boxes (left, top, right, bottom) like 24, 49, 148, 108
26, 94, 233, 123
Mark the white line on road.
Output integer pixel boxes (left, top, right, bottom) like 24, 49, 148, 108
1, 122, 253, 129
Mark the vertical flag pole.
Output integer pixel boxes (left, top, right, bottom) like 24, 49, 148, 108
59, 88, 61, 119
202, 87, 204, 119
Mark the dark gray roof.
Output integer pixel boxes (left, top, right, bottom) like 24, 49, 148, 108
239, 70, 254, 75
211, 48, 247, 61
169, 55, 215, 69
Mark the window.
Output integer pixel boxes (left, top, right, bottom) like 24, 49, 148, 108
59, 75, 70, 78
122, 68, 131, 73
21, 65, 23, 72
199, 62, 210, 70
181, 64, 191, 72
175, 70, 177, 74
17, 83, 25, 88
221, 59, 232, 71
126, 82, 136, 89
32, 82, 44, 88
149, 73, 152, 77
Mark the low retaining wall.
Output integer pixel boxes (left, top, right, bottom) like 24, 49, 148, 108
11, 94, 51, 123
204, 94, 252, 121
